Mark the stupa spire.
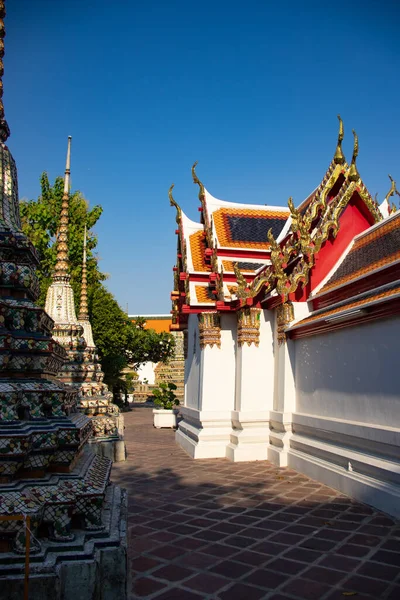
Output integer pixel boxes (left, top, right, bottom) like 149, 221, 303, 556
54, 136, 72, 279
79, 225, 89, 320
0, 2, 10, 143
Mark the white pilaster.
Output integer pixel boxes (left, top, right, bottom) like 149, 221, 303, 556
176, 313, 236, 458
226, 309, 273, 462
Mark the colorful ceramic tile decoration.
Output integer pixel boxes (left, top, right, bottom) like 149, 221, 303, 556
0, 2, 125, 571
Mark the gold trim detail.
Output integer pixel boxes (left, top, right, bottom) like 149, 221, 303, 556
198, 312, 221, 349
169, 183, 182, 224
333, 115, 345, 165
384, 174, 400, 213
276, 302, 294, 345
237, 308, 261, 347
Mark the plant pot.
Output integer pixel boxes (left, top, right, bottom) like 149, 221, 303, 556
153, 408, 179, 429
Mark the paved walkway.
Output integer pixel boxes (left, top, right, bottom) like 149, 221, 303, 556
112, 406, 400, 600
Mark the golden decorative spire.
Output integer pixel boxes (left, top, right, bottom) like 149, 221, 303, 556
0, 1, 10, 142
384, 174, 400, 204
333, 115, 345, 165
54, 136, 72, 279
192, 161, 205, 197
348, 129, 359, 182
79, 225, 89, 320
169, 183, 182, 225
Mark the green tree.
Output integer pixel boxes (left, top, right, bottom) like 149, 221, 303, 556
20, 172, 104, 307
21, 173, 175, 394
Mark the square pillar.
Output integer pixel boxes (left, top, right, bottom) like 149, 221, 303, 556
176, 312, 235, 458
226, 308, 273, 462
269, 302, 307, 466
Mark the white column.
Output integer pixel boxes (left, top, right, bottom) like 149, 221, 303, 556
176, 312, 236, 458
226, 309, 274, 462
268, 302, 308, 466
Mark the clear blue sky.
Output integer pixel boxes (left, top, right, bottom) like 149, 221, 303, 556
4, 0, 400, 313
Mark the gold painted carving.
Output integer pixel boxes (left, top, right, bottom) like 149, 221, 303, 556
276, 302, 294, 345
169, 183, 182, 225
237, 307, 261, 347
234, 262, 249, 299
333, 114, 345, 165
384, 174, 400, 213
198, 312, 221, 349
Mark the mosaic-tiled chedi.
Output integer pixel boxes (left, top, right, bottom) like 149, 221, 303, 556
0, 8, 107, 546
0, 6, 126, 595
44, 139, 125, 461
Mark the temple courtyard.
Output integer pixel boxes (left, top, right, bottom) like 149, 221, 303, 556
112, 407, 400, 600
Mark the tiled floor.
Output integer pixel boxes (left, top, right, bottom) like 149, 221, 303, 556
112, 406, 400, 600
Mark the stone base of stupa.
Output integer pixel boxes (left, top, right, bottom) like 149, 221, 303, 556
90, 436, 126, 462
0, 482, 127, 600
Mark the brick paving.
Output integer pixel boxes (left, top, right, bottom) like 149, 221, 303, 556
111, 406, 400, 600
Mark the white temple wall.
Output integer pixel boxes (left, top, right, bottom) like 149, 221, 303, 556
199, 313, 236, 412
234, 309, 275, 412
294, 318, 400, 426
184, 313, 201, 410
288, 317, 400, 518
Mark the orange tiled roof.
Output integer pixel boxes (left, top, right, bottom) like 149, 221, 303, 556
195, 286, 215, 303
213, 207, 289, 249
189, 230, 211, 272
293, 282, 400, 328
319, 213, 400, 295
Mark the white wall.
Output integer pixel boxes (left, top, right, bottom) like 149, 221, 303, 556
235, 309, 275, 412
295, 318, 400, 428
184, 314, 201, 409
199, 313, 236, 412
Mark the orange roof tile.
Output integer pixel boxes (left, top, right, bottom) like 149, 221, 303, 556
189, 230, 211, 272
195, 286, 215, 304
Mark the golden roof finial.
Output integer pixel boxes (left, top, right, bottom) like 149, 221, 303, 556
54, 136, 72, 279
78, 225, 89, 320
333, 115, 345, 165
384, 174, 400, 203
169, 183, 182, 225
384, 175, 400, 213
192, 161, 205, 198
0, 1, 10, 142
348, 129, 359, 182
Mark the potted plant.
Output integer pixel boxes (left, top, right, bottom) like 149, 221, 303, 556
152, 382, 180, 429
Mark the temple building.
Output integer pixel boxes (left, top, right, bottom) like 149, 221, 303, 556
0, 4, 126, 596
45, 137, 125, 462
170, 117, 400, 518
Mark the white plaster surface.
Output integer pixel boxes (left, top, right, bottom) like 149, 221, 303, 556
295, 318, 400, 427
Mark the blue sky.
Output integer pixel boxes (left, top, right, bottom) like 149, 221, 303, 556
5, 0, 400, 313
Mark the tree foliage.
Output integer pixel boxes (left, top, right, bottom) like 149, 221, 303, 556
20, 173, 175, 393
